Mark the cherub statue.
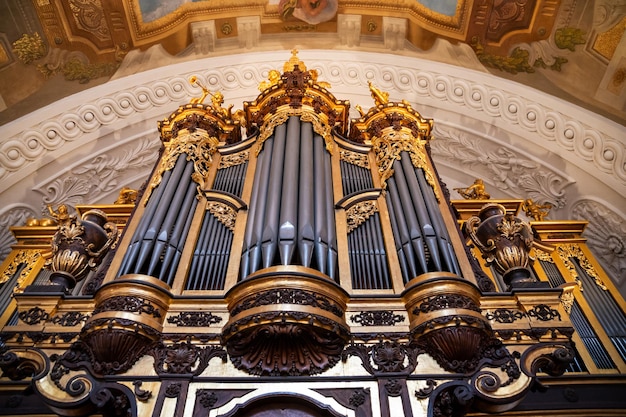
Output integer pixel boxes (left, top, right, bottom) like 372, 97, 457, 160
114, 187, 138, 204
47, 204, 73, 225
454, 179, 491, 200
522, 198, 552, 221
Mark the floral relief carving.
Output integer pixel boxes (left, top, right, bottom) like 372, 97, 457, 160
33, 137, 159, 208
431, 125, 573, 208
571, 199, 626, 286
68, 0, 111, 42
346, 201, 378, 233
340, 149, 369, 168
0, 206, 37, 265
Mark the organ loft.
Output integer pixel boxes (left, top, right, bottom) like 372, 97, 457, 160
0, 52, 624, 417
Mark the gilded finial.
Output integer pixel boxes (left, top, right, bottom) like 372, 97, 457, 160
368, 81, 389, 106
283, 48, 306, 72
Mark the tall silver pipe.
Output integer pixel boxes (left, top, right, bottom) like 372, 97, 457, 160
323, 145, 337, 279
188, 210, 212, 289
415, 167, 460, 274
148, 161, 195, 276
279, 116, 301, 265
163, 185, 198, 286
399, 154, 441, 271
313, 133, 328, 274
161, 177, 198, 280
298, 122, 315, 268
372, 213, 390, 288
386, 179, 419, 278
134, 155, 188, 273
119, 168, 172, 275
385, 192, 410, 281
261, 123, 288, 268
198, 214, 219, 289
247, 135, 275, 276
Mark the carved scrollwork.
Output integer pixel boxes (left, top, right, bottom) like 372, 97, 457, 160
342, 340, 421, 375
51, 311, 90, 326
521, 343, 575, 377
207, 201, 237, 231
340, 149, 369, 168
230, 288, 343, 317
167, 311, 222, 327
346, 201, 378, 233
149, 342, 227, 376
92, 295, 162, 318
146, 130, 219, 203
557, 244, 607, 290
371, 129, 435, 192
256, 108, 335, 156
218, 150, 249, 168
413, 294, 482, 316
485, 309, 524, 323
527, 304, 561, 321
350, 310, 405, 326
0, 348, 49, 381
18, 307, 49, 325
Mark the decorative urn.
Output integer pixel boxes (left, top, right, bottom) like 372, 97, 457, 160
48, 208, 118, 290
465, 203, 536, 289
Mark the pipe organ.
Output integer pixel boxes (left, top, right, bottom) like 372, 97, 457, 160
0, 52, 624, 417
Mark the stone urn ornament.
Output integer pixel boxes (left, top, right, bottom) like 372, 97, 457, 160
465, 203, 537, 289
47, 205, 118, 290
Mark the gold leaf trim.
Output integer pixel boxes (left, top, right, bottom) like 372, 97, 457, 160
256, 108, 333, 156
145, 130, 219, 204
371, 129, 434, 192
346, 201, 378, 233
219, 150, 249, 169
557, 244, 607, 291
340, 150, 369, 169
207, 201, 236, 231
1, 250, 42, 291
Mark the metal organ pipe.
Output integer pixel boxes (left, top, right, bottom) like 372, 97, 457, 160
240, 118, 338, 280
298, 120, 315, 269
414, 165, 461, 275
279, 117, 302, 266
313, 132, 329, 276
262, 122, 288, 269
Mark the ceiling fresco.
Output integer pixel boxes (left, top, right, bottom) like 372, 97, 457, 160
0, 0, 624, 126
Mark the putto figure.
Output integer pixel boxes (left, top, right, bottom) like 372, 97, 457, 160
454, 179, 491, 200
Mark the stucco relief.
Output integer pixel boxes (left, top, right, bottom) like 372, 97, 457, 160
571, 199, 626, 286
431, 124, 574, 208
33, 136, 160, 208
0, 206, 37, 264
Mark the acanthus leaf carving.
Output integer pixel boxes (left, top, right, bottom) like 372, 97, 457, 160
34, 137, 160, 207
431, 124, 573, 208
